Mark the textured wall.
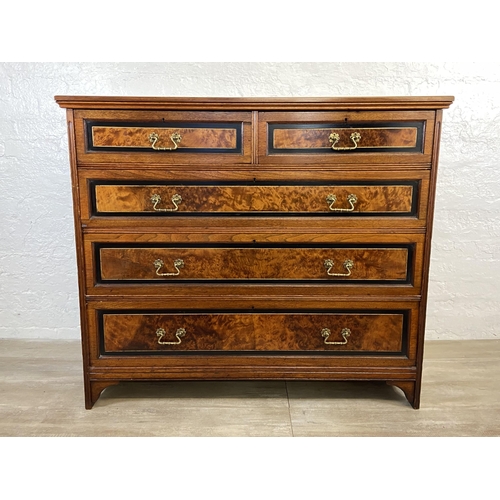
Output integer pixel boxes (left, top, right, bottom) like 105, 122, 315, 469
0, 62, 499, 339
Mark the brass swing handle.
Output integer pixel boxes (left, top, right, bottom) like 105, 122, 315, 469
329, 132, 361, 151
321, 327, 351, 345
156, 327, 186, 345
324, 259, 354, 277
149, 132, 182, 151
150, 193, 182, 212
154, 258, 184, 277
326, 194, 358, 212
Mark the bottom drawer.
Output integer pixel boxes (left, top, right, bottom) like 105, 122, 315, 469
100, 310, 408, 355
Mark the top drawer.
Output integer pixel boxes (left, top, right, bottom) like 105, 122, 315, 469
73, 110, 253, 165
258, 111, 436, 165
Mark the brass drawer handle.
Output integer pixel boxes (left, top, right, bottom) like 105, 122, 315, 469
321, 327, 351, 345
150, 193, 182, 212
324, 259, 354, 277
149, 132, 182, 151
329, 132, 361, 151
326, 193, 358, 212
156, 327, 186, 345
154, 258, 184, 277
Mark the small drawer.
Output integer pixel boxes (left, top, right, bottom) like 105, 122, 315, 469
258, 111, 435, 165
96, 245, 412, 284
90, 181, 419, 217
100, 310, 408, 354
74, 110, 252, 165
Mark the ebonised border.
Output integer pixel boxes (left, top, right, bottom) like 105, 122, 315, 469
88, 179, 420, 219
267, 121, 425, 154
93, 242, 415, 286
85, 120, 243, 154
97, 308, 410, 358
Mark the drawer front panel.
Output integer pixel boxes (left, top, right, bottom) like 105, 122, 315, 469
92, 181, 418, 217
101, 310, 407, 354
97, 245, 412, 283
89, 123, 240, 151
259, 111, 435, 164
271, 124, 422, 152
74, 110, 252, 164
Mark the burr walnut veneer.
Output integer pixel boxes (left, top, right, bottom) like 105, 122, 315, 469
55, 95, 453, 409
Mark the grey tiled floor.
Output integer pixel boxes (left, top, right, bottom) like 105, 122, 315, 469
1, 339, 499, 436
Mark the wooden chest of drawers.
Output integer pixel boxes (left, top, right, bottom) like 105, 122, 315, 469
55, 95, 453, 409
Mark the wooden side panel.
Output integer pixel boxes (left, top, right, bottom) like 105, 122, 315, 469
102, 312, 405, 353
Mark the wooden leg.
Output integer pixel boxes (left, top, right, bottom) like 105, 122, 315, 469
86, 380, 120, 409
386, 380, 418, 409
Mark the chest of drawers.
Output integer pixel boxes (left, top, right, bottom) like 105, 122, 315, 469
56, 95, 453, 409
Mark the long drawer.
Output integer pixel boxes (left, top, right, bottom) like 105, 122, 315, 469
84, 233, 424, 295
78, 169, 431, 229
99, 310, 407, 354
92, 182, 418, 215
97, 245, 412, 282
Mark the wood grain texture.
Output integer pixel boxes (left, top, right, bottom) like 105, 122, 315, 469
94, 184, 415, 214
79, 168, 431, 230
102, 312, 405, 353
88, 294, 419, 370
55, 95, 455, 110
73, 109, 252, 165
258, 110, 436, 165
83, 232, 425, 297
98, 246, 410, 281
272, 127, 418, 149
91, 126, 238, 149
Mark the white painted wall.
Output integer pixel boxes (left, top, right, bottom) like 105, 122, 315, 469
0, 62, 499, 340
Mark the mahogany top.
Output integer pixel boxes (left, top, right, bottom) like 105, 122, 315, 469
54, 95, 455, 111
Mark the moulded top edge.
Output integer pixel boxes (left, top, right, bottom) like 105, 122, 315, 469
54, 95, 455, 111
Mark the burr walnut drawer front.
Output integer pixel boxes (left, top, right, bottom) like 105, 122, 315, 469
90, 181, 421, 218
99, 310, 408, 354
96, 245, 413, 283
259, 111, 435, 164
73, 110, 252, 165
